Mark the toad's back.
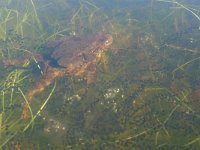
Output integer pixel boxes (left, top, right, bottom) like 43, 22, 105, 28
49, 32, 113, 68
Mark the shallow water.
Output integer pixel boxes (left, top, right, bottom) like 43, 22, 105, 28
0, 0, 200, 149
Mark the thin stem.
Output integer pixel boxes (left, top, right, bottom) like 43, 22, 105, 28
1, 91, 5, 112
29, 0, 42, 30
18, 87, 34, 120
172, 56, 200, 78
23, 81, 57, 132
157, 0, 200, 22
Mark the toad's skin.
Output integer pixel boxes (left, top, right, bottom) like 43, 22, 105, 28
4, 32, 113, 119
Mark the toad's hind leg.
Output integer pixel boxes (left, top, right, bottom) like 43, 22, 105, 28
20, 76, 53, 119
3, 53, 43, 66
21, 67, 65, 119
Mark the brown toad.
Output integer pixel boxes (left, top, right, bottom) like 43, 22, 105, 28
4, 32, 113, 119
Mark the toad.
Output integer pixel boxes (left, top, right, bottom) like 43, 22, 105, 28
4, 32, 113, 119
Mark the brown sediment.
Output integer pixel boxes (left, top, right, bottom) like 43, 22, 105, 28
188, 89, 200, 114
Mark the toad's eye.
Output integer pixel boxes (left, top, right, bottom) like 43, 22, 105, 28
105, 40, 110, 44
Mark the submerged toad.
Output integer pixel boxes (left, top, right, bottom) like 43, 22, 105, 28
4, 32, 113, 119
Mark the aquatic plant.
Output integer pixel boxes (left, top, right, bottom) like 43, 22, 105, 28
0, 0, 57, 148
0, 69, 27, 148
0, 0, 200, 149
157, 0, 200, 23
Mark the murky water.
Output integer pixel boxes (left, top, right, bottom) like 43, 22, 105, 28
0, 0, 200, 149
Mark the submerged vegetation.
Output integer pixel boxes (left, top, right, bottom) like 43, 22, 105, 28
0, 0, 200, 149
